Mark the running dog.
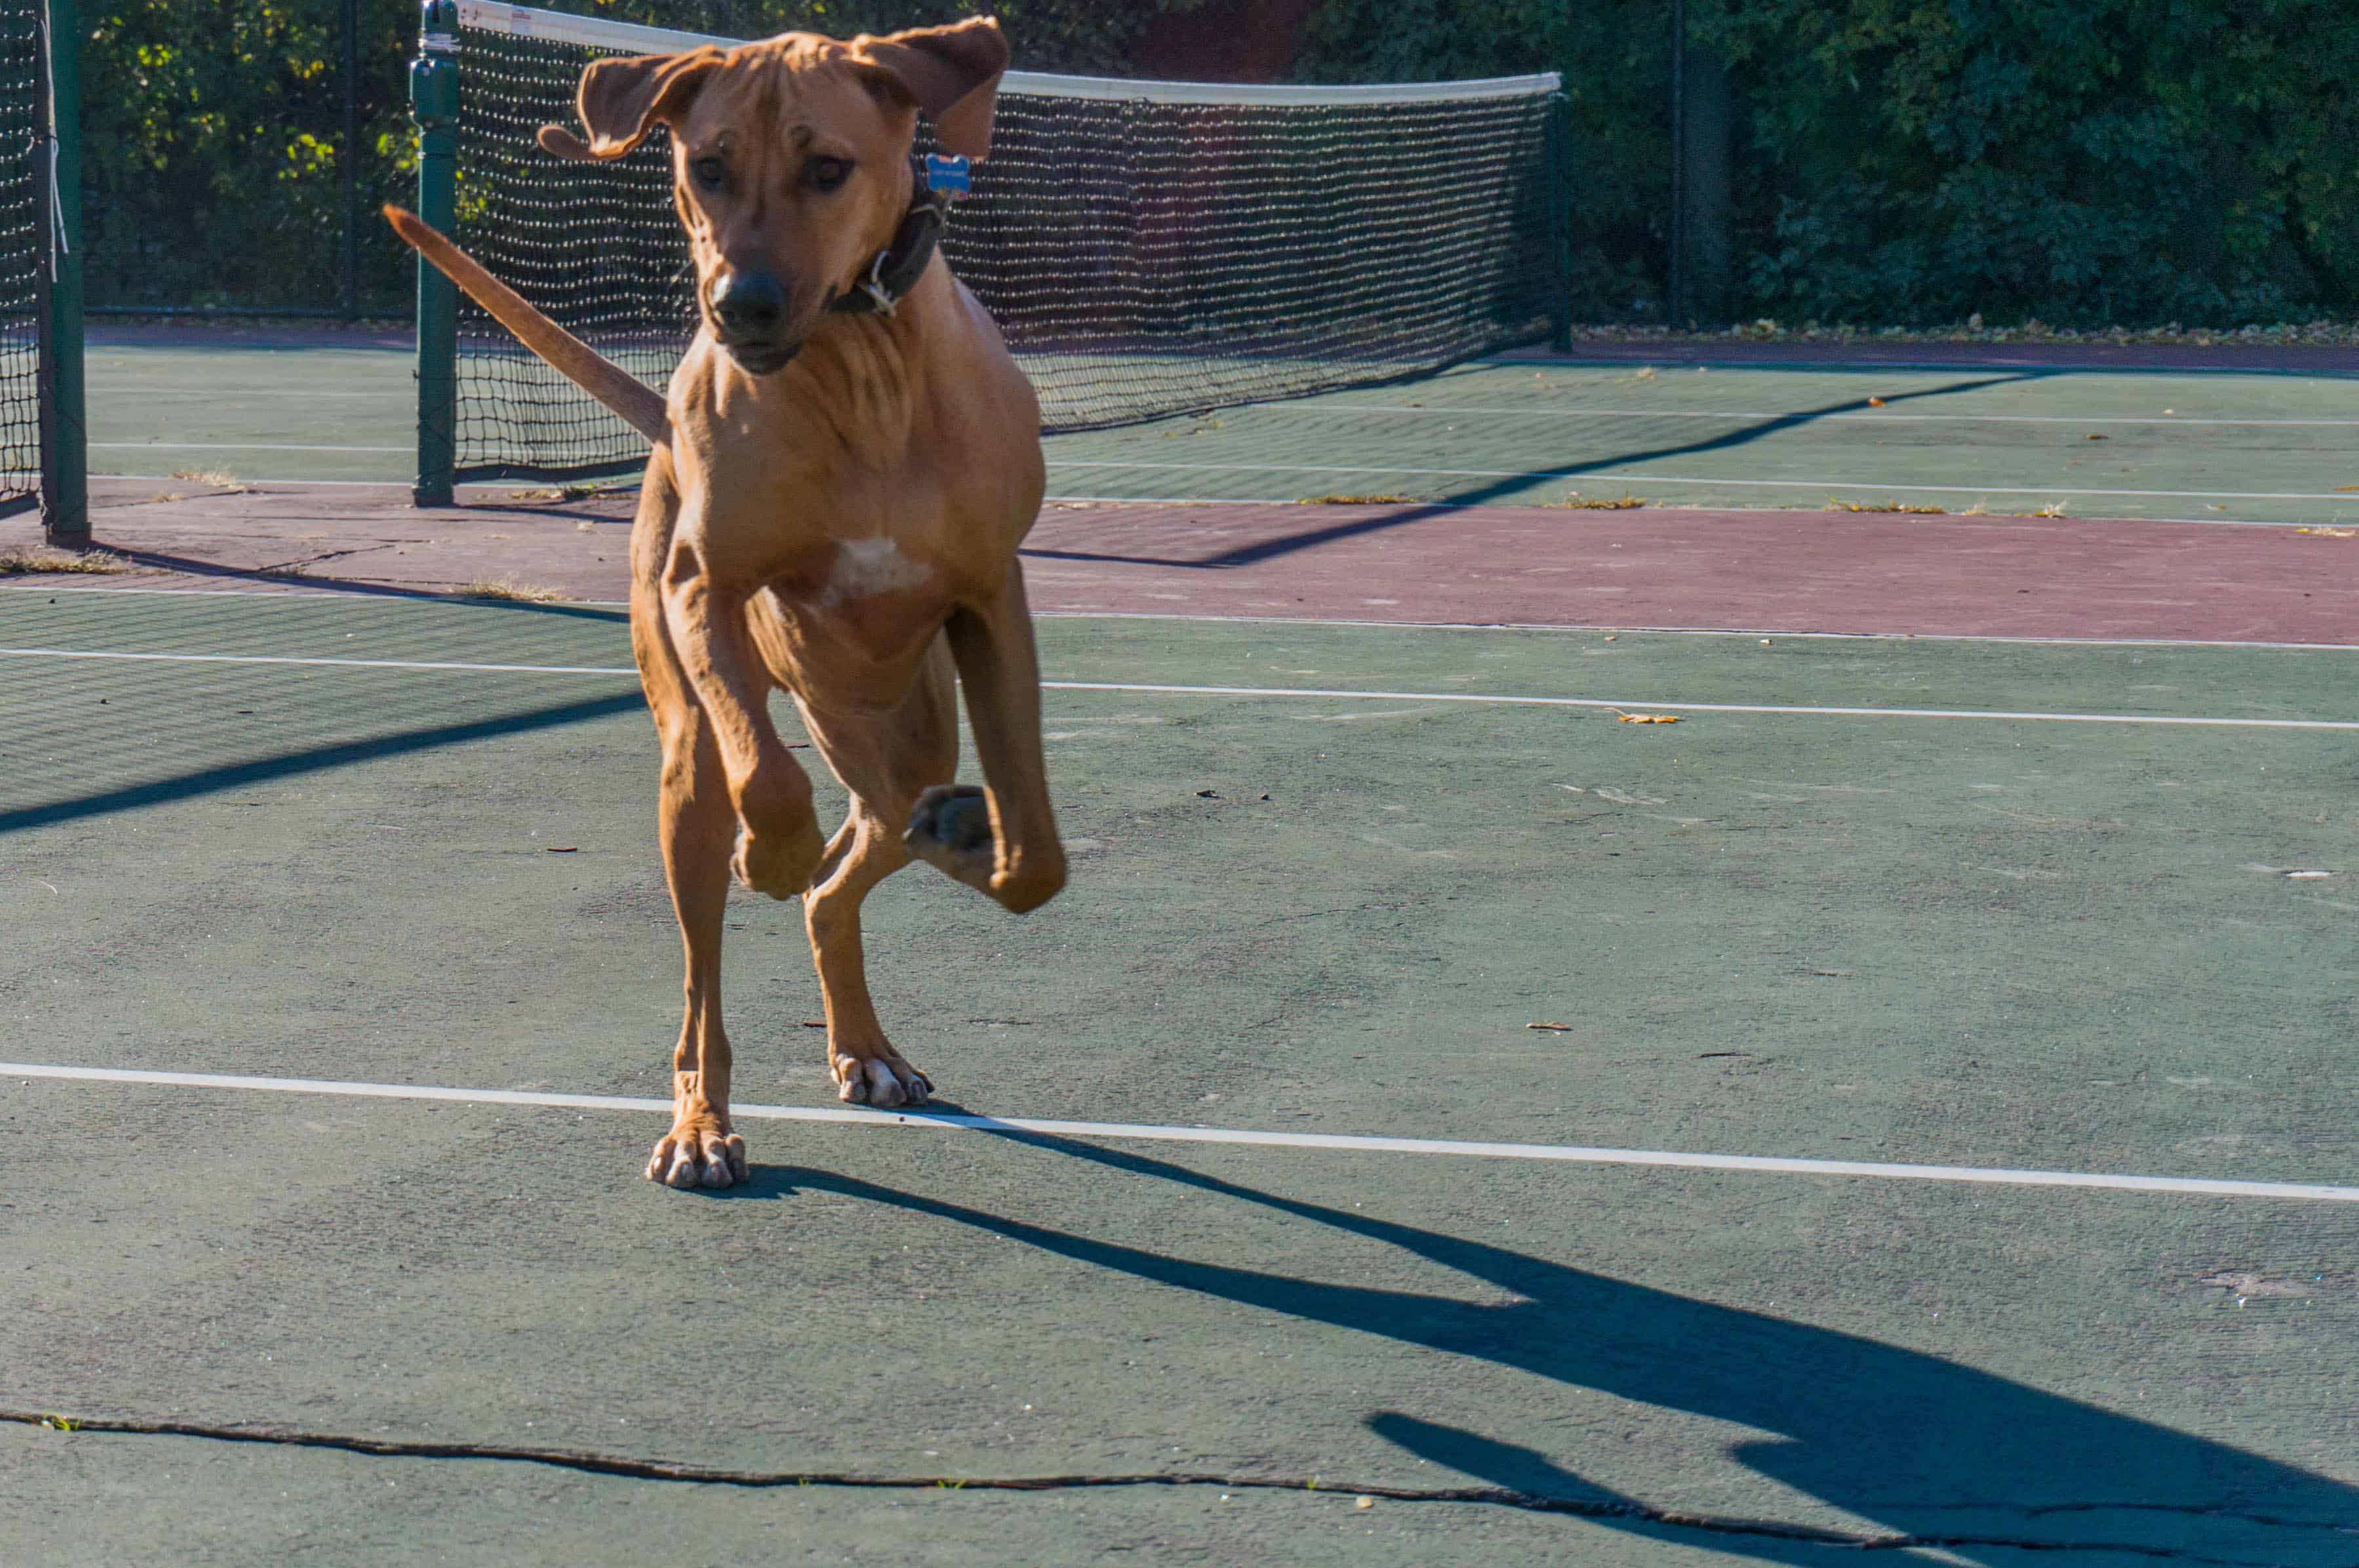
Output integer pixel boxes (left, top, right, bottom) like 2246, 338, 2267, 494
387, 16, 1064, 1188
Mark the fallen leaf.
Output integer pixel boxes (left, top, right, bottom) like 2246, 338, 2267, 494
2296, 526, 2357, 538
1527, 1021, 1573, 1031
545, 846, 579, 853
1612, 711, 1681, 723
1196, 789, 1220, 798
801, 1020, 827, 1027
2085, 433, 2109, 441
1825, 496, 1944, 514
1355, 1497, 1376, 1510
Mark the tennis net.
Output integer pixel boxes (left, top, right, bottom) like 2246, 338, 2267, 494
439, 1, 1568, 485
0, 0, 45, 514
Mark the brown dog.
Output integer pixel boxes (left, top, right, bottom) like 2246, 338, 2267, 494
388, 17, 1064, 1188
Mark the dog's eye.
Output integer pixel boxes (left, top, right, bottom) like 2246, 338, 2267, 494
691, 155, 725, 189
806, 155, 851, 192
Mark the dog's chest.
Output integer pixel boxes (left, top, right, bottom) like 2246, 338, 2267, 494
812, 536, 932, 608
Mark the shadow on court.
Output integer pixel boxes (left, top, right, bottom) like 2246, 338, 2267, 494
90, 543, 634, 621
1021, 372, 2038, 571
728, 1133, 2358, 1563
0, 691, 645, 836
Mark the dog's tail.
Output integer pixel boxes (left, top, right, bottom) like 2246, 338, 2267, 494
383, 205, 669, 447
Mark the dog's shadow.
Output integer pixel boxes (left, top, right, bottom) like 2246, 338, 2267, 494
714, 1132, 2354, 1561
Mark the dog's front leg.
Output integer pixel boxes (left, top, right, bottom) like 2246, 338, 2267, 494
661, 553, 828, 897
905, 560, 1066, 912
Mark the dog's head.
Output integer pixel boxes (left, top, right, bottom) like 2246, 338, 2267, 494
539, 19, 1007, 375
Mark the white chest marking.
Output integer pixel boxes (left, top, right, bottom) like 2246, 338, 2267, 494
818, 538, 930, 608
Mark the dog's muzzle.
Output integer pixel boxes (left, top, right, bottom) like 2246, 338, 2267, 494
708, 270, 803, 374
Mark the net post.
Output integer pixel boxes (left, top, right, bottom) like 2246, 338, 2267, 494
341, 0, 360, 321
410, 0, 459, 507
1547, 90, 1572, 353
38, 0, 86, 545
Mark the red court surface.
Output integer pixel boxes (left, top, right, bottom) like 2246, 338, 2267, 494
21, 477, 2359, 646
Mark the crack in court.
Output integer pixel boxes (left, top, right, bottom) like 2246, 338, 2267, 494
6, 1409, 2323, 1561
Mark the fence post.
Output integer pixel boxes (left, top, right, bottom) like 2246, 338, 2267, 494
341, 0, 359, 321
410, 0, 459, 507
39, 0, 85, 544
1667, 0, 1685, 328
1548, 90, 1572, 352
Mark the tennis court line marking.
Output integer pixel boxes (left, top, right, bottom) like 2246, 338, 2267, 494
84, 475, 2335, 528
1485, 352, 2359, 380
10, 1062, 2352, 1204
1326, 404, 2359, 428
12, 586, 2359, 652
3, 645, 2356, 730
1043, 460, 2359, 503
92, 442, 411, 454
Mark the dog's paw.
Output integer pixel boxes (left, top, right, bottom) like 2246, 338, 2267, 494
904, 784, 1066, 912
903, 783, 995, 882
646, 1120, 749, 1190
831, 1049, 933, 1109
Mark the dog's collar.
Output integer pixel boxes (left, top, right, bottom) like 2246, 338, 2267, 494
829, 157, 952, 319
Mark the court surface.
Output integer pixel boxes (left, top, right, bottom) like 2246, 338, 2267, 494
3, 583, 2356, 1564
87, 328, 2359, 527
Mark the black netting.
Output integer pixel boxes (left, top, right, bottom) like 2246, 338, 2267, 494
0, 0, 43, 505
452, 9, 1563, 483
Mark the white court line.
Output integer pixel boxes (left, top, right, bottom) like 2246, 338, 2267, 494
92, 442, 410, 454
1043, 460, 2356, 503
9, 1062, 2353, 1203
2, 645, 2355, 729
10, 586, 2359, 652
96, 475, 549, 490
81, 474, 2333, 528
1325, 404, 2359, 428
0, 647, 636, 677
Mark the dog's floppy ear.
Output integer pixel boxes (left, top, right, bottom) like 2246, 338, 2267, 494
539, 46, 727, 162
848, 16, 1009, 161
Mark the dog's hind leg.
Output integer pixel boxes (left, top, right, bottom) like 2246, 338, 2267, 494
905, 560, 1067, 914
794, 639, 958, 1108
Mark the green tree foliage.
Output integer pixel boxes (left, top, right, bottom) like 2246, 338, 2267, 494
1294, 0, 2356, 326
88, 0, 2358, 323
85, 0, 1202, 313
88, 0, 418, 309
1295, 0, 1673, 322
1710, 0, 2356, 324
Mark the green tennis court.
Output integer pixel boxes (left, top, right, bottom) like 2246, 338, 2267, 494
89, 330, 2359, 527
4, 586, 2353, 1562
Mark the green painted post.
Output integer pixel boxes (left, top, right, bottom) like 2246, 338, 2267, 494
1548, 91, 1572, 353
410, 0, 459, 507
40, 0, 86, 543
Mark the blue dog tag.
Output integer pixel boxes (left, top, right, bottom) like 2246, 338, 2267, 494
924, 153, 971, 197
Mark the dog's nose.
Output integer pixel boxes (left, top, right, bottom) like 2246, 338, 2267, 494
709, 270, 786, 336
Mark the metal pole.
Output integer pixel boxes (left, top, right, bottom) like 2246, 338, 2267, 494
410, 0, 458, 507
1667, 0, 1685, 329
40, 0, 85, 543
1548, 92, 1572, 352
341, 0, 359, 320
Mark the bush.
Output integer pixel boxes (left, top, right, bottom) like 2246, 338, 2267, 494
85, 0, 2359, 324
1292, 0, 2356, 326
